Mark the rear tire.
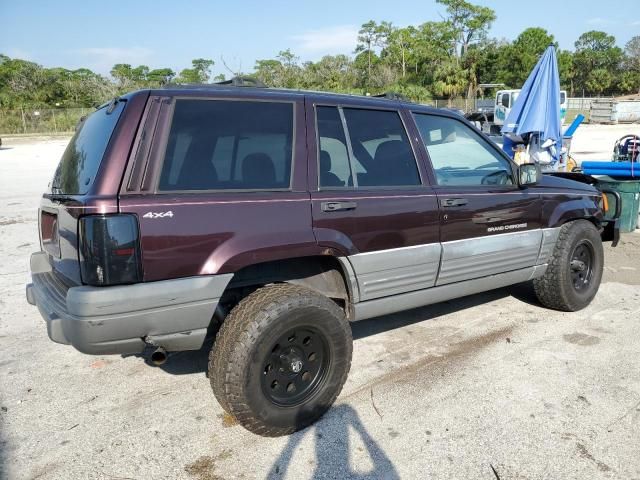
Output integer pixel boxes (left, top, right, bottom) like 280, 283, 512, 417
208, 283, 352, 436
533, 220, 603, 311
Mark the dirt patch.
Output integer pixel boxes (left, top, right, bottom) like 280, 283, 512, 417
217, 412, 238, 428
0, 219, 22, 226
576, 443, 612, 472
603, 235, 640, 285
89, 359, 112, 369
563, 333, 600, 346
185, 456, 223, 480
185, 449, 233, 480
349, 325, 515, 399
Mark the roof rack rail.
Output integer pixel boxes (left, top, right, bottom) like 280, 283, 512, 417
372, 92, 409, 101
215, 76, 267, 88
164, 76, 267, 90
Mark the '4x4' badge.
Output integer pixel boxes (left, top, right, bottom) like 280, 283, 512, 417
142, 211, 174, 219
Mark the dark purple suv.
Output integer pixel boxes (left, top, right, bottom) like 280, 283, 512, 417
26, 81, 617, 436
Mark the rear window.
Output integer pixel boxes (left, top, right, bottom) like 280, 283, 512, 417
51, 101, 125, 195
158, 99, 294, 191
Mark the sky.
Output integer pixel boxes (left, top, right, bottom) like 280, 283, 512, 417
1, 0, 638, 78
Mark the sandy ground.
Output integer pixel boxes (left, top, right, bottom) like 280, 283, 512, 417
0, 128, 639, 480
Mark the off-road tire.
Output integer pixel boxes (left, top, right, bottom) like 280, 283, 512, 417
533, 220, 603, 311
208, 283, 352, 436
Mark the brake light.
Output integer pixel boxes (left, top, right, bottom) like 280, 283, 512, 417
78, 214, 142, 286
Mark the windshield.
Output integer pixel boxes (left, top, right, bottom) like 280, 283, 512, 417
51, 100, 125, 194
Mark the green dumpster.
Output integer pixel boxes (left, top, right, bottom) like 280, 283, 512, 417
596, 176, 640, 233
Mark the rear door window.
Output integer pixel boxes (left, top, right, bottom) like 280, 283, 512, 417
317, 106, 352, 188
343, 108, 420, 187
51, 101, 125, 195
316, 106, 420, 189
158, 99, 294, 191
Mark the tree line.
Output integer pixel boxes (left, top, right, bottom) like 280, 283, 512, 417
1, 0, 638, 110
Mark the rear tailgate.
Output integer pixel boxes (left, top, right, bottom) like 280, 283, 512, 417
38, 98, 131, 285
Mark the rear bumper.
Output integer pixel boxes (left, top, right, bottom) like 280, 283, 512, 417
26, 252, 233, 355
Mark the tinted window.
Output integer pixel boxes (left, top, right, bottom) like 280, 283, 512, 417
343, 108, 420, 187
51, 101, 125, 194
159, 100, 293, 191
414, 114, 513, 186
317, 106, 352, 188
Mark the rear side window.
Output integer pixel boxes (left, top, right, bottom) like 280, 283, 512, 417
316, 106, 420, 189
159, 99, 294, 191
51, 101, 125, 195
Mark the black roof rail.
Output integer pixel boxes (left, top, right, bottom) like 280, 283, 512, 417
215, 76, 267, 88
372, 92, 409, 101
163, 76, 267, 90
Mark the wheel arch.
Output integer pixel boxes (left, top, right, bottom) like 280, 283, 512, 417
545, 197, 604, 230
221, 255, 357, 319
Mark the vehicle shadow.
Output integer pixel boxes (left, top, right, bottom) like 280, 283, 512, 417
139, 283, 541, 376
350, 287, 513, 340
267, 404, 399, 480
126, 340, 214, 375
503, 281, 541, 307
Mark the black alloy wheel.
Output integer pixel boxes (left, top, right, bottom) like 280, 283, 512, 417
261, 327, 329, 407
569, 240, 594, 291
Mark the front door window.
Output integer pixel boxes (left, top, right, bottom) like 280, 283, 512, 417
413, 114, 514, 187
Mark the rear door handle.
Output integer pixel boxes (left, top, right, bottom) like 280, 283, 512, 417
441, 198, 468, 207
321, 201, 358, 212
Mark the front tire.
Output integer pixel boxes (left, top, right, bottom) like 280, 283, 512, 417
533, 220, 604, 311
208, 283, 352, 436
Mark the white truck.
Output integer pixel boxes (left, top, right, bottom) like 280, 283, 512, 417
467, 89, 568, 135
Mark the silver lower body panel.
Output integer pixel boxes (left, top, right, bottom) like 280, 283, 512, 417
352, 264, 547, 322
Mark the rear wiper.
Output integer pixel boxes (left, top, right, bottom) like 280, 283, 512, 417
95, 97, 127, 114
106, 97, 120, 114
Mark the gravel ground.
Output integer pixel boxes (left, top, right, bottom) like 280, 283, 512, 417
0, 127, 639, 480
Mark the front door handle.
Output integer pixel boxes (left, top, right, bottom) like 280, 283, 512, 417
321, 201, 358, 212
441, 198, 468, 207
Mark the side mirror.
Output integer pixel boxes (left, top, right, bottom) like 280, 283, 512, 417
518, 163, 540, 187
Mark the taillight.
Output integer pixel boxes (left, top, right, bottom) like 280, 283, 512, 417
79, 214, 142, 286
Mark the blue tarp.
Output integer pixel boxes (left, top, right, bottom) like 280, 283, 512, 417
501, 45, 562, 149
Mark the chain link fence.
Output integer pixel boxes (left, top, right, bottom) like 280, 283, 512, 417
421, 98, 473, 111
0, 108, 89, 135
0, 98, 601, 135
